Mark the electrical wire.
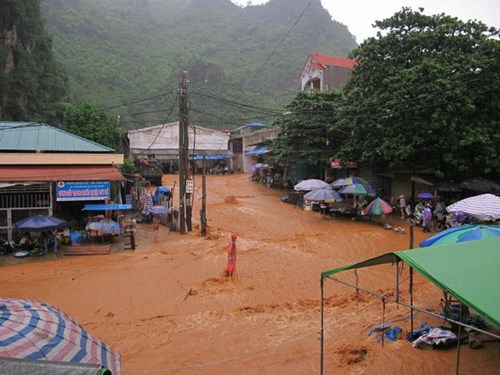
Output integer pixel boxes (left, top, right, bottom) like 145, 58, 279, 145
250, 0, 315, 82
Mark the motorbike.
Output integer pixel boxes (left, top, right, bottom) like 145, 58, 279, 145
433, 212, 449, 232
0, 237, 14, 255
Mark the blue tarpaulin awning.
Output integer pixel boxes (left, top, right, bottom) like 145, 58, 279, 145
82, 204, 132, 211
191, 154, 233, 160
245, 145, 270, 156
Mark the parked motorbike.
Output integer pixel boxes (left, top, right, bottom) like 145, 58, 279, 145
433, 212, 449, 232
0, 238, 14, 255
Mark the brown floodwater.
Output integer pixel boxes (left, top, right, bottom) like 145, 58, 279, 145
0, 173, 498, 374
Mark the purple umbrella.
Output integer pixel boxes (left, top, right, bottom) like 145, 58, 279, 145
418, 192, 434, 199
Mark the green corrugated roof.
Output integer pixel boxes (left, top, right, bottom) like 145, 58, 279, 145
322, 238, 500, 330
0, 122, 114, 153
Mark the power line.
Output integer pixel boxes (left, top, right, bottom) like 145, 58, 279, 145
251, 0, 315, 82
100, 91, 176, 111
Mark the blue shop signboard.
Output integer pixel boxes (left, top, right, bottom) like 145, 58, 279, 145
56, 181, 110, 201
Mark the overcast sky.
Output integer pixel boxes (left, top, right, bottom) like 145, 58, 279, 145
231, 0, 500, 43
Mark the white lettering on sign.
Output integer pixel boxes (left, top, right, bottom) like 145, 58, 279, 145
186, 180, 194, 193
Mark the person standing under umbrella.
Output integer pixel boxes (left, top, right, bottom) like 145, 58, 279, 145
422, 203, 433, 232
141, 186, 154, 223
225, 233, 238, 277
399, 194, 407, 219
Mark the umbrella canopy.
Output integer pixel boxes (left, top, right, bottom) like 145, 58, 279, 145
447, 193, 500, 221
417, 192, 434, 199
86, 220, 121, 235
330, 176, 371, 188
420, 224, 500, 247
364, 197, 393, 216
338, 183, 375, 196
303, 187, 343, 203
294, 179, 330, 191
14, 215, 69, 232
150, 205, 169, 216
459, 177, 500, 193
0, 298, 120, 374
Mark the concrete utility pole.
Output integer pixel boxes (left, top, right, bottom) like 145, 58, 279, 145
200, 156, 207, 236
178, 71, 190, 233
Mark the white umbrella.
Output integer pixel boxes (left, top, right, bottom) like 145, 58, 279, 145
294, 179, 330, 191
447, 193, 500, 221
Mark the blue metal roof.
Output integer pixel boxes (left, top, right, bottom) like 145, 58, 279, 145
245, 145, 270, 156
82, 204, 132, 211
0, 122, 115, 152
192, 154, 233, 160
233, 121, 267, 132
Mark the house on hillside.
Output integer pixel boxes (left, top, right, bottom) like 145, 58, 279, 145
300, 52, 356, 91
126, 122, 232, 174
0, 122, 124, 241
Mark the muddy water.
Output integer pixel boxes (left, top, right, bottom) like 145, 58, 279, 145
0, 174, 498, 374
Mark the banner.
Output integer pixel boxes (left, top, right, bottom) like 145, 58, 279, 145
56, 181, 110, 201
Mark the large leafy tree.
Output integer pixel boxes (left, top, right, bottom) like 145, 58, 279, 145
271, 89, 345, 171
337, 8, 500, 179
63, 103, 121, 151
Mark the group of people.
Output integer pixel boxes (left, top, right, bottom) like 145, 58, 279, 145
19, 230, 58, 254
397, 194, 450, 232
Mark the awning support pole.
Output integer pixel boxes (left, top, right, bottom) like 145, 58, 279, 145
410, 266, 414, 334
320, 277, 324, 375
396, 259, 400, 306
455, 303, 463, 375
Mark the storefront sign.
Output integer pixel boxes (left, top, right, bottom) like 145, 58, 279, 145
56, 181, 110, 201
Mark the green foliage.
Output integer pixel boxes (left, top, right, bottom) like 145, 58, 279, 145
39, 0, 357, 128
63, 103, 121, 150
271, 90, 345, 170
337, 8, 500, 179
0, 0, 68, 122
119, 158, 136, 175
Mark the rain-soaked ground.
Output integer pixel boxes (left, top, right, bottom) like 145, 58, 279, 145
0, 173, 498, 374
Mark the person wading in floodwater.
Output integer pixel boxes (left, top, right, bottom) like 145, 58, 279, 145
225, 233, 238, 277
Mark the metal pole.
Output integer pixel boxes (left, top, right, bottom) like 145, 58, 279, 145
455, 303, 463, 375
409, 219, 414, 249
410, 267, 414, 334
320, 277, 324, 375
178, 71, 189, 234
396, 259, 400, 305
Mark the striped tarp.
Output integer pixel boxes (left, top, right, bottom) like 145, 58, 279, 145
0, 299, 120, 374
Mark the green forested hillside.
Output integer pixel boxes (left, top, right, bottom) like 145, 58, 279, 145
0, 0, 68, 122
40, 0, 357, 129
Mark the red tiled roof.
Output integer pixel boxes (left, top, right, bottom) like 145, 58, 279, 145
0, 165, 125, 182
310, 53, 357, 69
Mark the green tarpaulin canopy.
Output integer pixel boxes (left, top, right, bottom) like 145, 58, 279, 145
322, 238, 500, 330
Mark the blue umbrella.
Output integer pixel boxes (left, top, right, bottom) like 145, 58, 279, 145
14, 215, 69, 232
419, 224, 500, 247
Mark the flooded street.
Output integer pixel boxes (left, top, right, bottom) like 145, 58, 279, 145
0, 173, 498, 374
